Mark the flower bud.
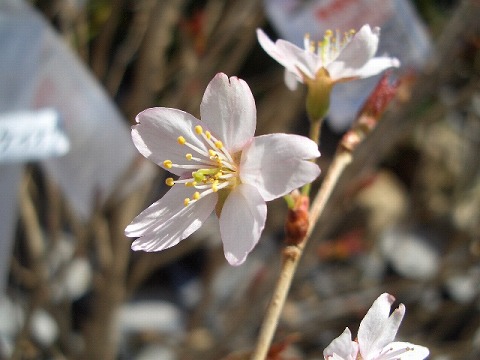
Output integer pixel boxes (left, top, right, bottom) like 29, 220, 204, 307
285, 194, 310, 246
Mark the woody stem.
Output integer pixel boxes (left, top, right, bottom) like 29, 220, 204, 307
251, 149, 352, 360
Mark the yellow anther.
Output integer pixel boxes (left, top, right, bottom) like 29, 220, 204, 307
186, 153, 193, 160
214, 140, 223, 149
208, 149, 217, 157
177, 136, 186, 145
163, 160, 173, 169
325, 29, 333, 37
195, 125, 203, 134
214, 171, 223, 179
184, 198, 190, 206
185, 181, 197, 187
205, 131, 211, 139
212, 180, 219, 192
165, 177, 175, 186
193, 192, 200, 200
349, 29, 356, 35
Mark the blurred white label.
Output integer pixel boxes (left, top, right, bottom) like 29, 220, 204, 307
264, 0, 393, 44
0, 1, 139, 218
0, 108, 69, 163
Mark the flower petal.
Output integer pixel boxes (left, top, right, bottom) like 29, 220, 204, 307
133, 108, 208, 175
257, 29, 304, 79
275, 39, 319, 79
200, 73, 256, 152
332, 25, 379, 67
240, 134, 320, 201
339, 57, 400, 80
219, 184, 267, 266
358, 293, 404, 358
378, 342, 430, 360
126, 185, 217, 251
326, 25, 394, 81
284, 69, 300, 90
323, 328, 358, 360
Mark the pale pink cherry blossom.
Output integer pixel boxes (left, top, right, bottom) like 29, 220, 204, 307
125, 73, 320, 266
324, 293, 429, 360
256, 25, 400, 91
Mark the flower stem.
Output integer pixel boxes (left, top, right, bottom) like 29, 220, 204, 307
301, 117, 323, 196
250, 149, 352, 360
308, 117, 323, 145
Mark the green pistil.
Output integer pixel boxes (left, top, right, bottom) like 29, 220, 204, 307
192, 168, 221, 183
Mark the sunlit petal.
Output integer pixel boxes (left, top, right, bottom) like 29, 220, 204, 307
240, 134, 320, 201
200, 73, 256, 153
219, 184, 267, 266
133, 108, 207, 176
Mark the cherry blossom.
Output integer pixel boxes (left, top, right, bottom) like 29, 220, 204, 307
257, 25, 400, 91
125, 73, 320, 266
324, 293, 429, 360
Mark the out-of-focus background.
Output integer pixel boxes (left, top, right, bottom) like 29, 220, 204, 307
1, 0, 479, 359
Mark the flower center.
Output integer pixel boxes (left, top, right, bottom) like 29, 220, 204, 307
304, 29, 355, 64
163, 125, 238, 206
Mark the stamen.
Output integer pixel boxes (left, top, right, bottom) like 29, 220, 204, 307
306, 28, 355, 64
304, 33, 311, 51
376, 346, 414, 360
169, 123, 240, 207
219, 173, 234, 180
167, 163, 207, 170
177, 136, 186, 145
183, 141, 210, 158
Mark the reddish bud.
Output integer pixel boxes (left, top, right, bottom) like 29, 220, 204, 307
340, 72, 400, 152
285, 194, 310, 246
359, 71, 399, 119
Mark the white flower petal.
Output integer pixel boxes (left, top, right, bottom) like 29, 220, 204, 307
377, 341, 429, 360
240, 134, 320, 201
276, 39, 318, 79
126, 185, 217, 251
125, 185, 188, 237
358, 293, 404, 358
323, 328, 358, 360
327, 25, 380, 79
256, 29, 302, 77
219, 184, 267, 266
133, 108, 208, 175
345, 57, 400, 79
200, 73, 256, 152
284, 69, 300, 90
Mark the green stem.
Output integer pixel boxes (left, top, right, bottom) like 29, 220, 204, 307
308, 117, 323, 145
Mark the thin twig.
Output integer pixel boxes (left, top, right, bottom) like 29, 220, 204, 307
251, 150, 352, 360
